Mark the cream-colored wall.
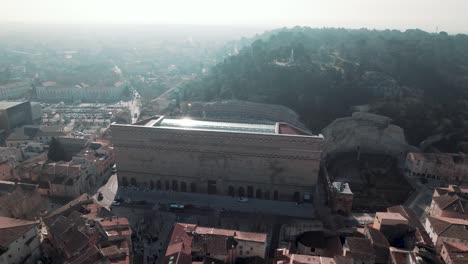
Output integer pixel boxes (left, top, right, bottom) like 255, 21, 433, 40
1, 227, 40, 264
235, 240, 266, 259
112, 124, 323, 201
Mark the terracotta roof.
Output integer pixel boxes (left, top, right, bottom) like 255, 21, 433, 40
62, 228, 90, 257
434, 194, 460, 210
333, 256, 353, 264
0, 216, 37, 247
195, 226, 267, 243
376, 212, 407, 222
100, 217, 129, 228
345, 237, 374, 255
427, 216, 468, 241
68, 245, 101, 264
443, 241, 468, 264
45, 193, 93, 219
435, 185, 468, 196
365, 227, 389, 248
167, 223, 195, 255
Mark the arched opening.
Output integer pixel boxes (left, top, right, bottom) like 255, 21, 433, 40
294, 192, 300, 202
172, 180, 178, 191
130, 178, 137, 186
150, 180, 154, 190
256, 189, 262, 199
238, 187, 245, 197
273, 190, 279, 200
264, 191, 270, 200
122, 177, 128, 187
165, 180, 170, 190
228, 186, 235, 196
156, 180, 162, 190
190, 182, 197, 192
247, 186, 253, 198
180, 182, 187, 192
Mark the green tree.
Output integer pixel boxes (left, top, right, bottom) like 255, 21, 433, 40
48, 137, 66, 162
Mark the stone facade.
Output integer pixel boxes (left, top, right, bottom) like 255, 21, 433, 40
111, 117, 324, 201
331, 182, 353, 215
405, 152, 468, 182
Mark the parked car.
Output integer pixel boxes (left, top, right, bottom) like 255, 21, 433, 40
169, 203, 185, 209
237, 197, 249, 203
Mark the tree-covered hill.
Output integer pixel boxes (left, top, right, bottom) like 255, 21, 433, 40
182, 27, 468, 146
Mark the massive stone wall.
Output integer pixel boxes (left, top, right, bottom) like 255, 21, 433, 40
112, 123, 323, 201
321, 112, 416, 162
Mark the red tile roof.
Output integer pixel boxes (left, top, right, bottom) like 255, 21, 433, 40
427, 216, 468, 241
195, 226, 267, 242
345, 237, 374, 255
434, 194, 460, 210
443, 241, 468, 264
0, 216, 37, 247
168, 223, 194, 255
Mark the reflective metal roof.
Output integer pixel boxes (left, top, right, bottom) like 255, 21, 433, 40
156, 118, 276, 134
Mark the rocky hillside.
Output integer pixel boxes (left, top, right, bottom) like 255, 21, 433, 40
182, 27, 468, 147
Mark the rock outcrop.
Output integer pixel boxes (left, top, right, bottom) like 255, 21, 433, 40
322, 112, 416, 161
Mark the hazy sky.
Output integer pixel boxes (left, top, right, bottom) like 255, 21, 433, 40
2, 0, 468, 33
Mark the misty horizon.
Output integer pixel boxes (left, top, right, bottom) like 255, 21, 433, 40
2, 0, 468, 34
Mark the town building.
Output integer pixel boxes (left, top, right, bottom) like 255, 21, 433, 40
441, 241, 468, 264
387, 247, 420, 264
405, 152, 468, 182
295, 230, 342, 258
42, 160, 94, 198
164, 223, 267, 264
112, 116, 324, 201
363, 227, 390, 263
342, 237, 375, 264
431, 186, 468, 220
331, 182, 353, 215
274, 248, 353, 264
434, 185, 468, 197
0, 101, 32, 131
0, 181, 45, 220
425, 216, 468, 249
6, 125, 66, 147
0, 81, 31, 100
42, 194, 132, 264
429, 190, 468, 219
36, 81, 127, 103
0, 216, 40, 264
72, 144, 115, 182
373, 212, 408, 231
386, 205, 433, 248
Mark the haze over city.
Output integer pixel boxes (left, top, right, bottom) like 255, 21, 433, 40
1, 0, 468, 33
1, 1, 468, 264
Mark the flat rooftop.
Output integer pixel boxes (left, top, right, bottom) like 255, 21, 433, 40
0, 101, 28, 110
129, 116, 322, 137
158, 118, 277, 134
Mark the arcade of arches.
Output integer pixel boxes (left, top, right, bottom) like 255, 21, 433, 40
121, 176, 303, 201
